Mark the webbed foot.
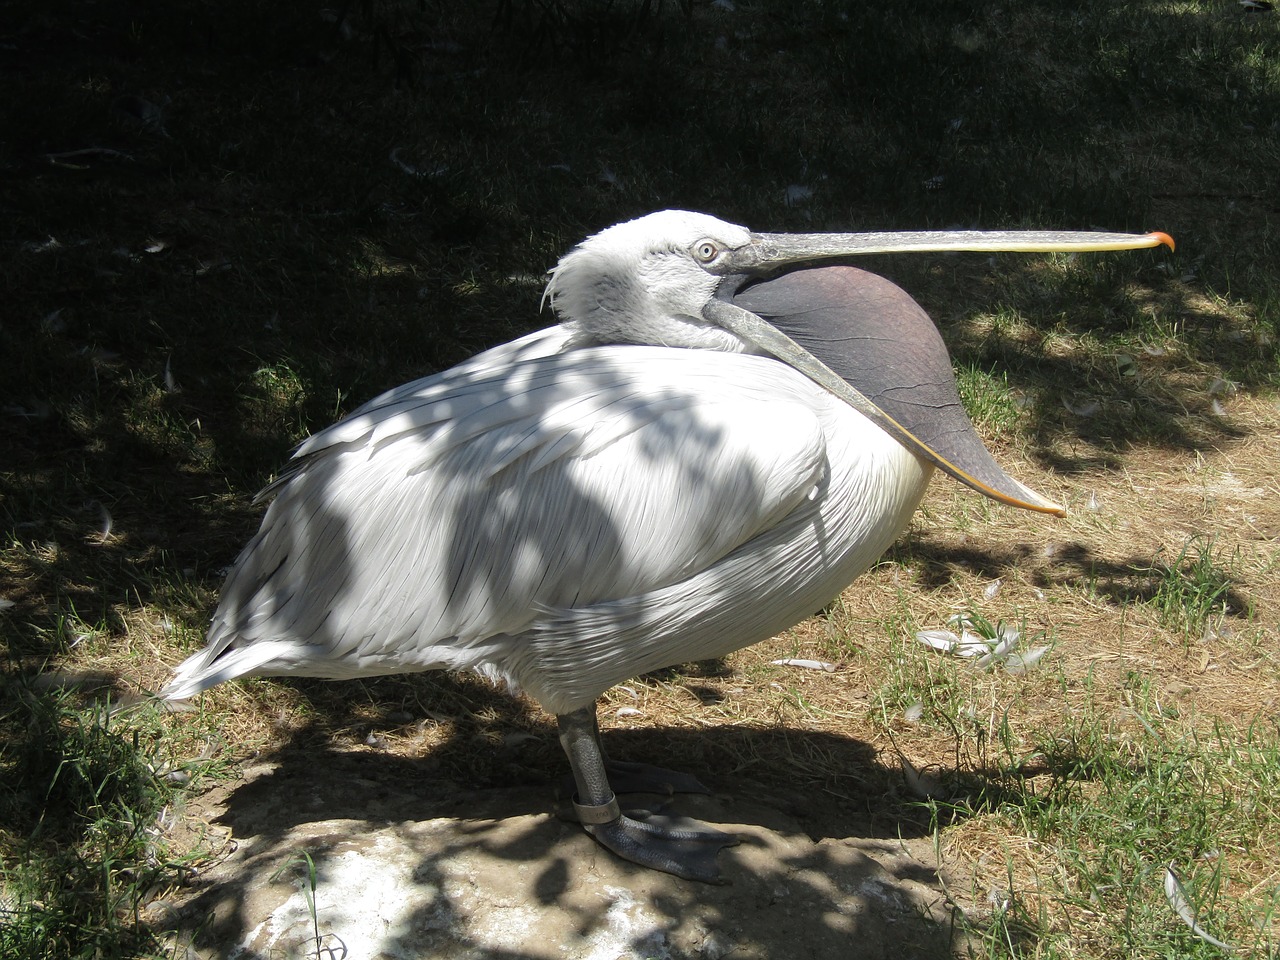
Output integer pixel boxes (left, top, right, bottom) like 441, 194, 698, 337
575, 795, 738, 883
557, 705, 736, 883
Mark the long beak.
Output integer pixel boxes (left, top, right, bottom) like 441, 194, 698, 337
703, 228, 1175, 516
726, 229, 1174, 271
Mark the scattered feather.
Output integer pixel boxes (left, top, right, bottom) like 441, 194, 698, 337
916, 629, 961, 653
1004, 645, 1052, 675
895, 749, 947, 799
616, 685, 639, 699
164, 356, 179, 393
1143, 343, 1168, 357
95, 503, 114, 542
1207, 377, 1237, 396
1063, 396, 1100, 417
915, 628, 991, 658
1211, 399, 1227, 417
973, 627, 1019, 670
903, 701, 924, 723
144, 240, 169, 254
771, 657, 836, 672
1163, 865, 1234, 952
921, 621, 1041, 672
1240, 0, 1273, 11
983, 578, 1003, 600
958, 631, 992, 655
598, 167, 619, 186
616, 706, 644, 718
0, 599, 15, 612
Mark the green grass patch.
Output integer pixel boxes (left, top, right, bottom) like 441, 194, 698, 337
0, 684, 184, 959
970, 701, 1280, 957
955, 362, 1023, 438
1142, 536, 1247, 636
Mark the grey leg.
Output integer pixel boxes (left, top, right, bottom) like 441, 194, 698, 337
566, 709, 711, 796
556, 705, 737, 883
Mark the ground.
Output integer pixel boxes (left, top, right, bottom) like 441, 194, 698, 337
162, 754, 959, 959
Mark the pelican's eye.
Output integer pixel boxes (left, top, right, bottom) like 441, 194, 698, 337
692, 240, 719, 263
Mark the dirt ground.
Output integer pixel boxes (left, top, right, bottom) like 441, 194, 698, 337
160, 749, 965, 960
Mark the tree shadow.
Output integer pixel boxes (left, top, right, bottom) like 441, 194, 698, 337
897, 535, 1254, 621
173, 719, 966, 959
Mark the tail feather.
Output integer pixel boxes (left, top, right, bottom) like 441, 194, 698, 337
161, 640, 299, 700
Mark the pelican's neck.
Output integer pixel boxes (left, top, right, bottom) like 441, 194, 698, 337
545, 244, 753, 353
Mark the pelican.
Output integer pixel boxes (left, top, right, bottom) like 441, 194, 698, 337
163, 211, 1172, 882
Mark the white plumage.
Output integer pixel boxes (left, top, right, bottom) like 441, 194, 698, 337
166, 330, 929, 714
163, 210, 1170, 881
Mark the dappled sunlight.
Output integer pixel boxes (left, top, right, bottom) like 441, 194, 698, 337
172, 729, 962, 959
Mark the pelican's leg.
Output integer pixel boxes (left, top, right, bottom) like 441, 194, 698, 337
588, 708, 711, 796
556, 706, 738, 883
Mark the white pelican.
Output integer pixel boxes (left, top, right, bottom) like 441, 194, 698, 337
164, 210, 1172, 881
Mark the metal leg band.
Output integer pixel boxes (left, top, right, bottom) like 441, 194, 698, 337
573, 794, 621, 825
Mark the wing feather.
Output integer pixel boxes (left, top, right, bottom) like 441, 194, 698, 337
170, 346, 831, 696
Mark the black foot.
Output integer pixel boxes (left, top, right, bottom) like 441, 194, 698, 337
587, 811, 738, 884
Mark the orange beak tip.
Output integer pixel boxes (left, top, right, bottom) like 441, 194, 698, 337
1149, 231, 1176, 252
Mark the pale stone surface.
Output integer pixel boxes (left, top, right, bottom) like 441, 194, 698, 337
166, 753, 961, 959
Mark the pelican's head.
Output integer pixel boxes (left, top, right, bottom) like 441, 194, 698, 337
545, 211, 759, 352
544, 210, 1174, 515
